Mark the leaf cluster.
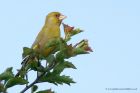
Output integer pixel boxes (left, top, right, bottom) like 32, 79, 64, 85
0, 23, 92, 93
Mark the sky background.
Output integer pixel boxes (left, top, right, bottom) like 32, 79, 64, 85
0, 0, 140, 93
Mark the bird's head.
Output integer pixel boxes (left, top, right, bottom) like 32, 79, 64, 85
45, 12, 66, 26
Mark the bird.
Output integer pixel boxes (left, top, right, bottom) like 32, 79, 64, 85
15, 12, 66, 77
32, 12, 66, 56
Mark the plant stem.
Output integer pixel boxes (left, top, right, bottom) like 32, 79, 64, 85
20, 77, 38, 93
20, 61, 56, 93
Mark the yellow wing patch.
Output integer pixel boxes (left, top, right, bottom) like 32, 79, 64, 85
32, 44, 39, 50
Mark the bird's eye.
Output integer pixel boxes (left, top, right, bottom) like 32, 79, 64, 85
55, 14, 60, 18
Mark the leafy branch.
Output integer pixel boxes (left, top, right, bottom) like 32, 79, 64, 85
0, 23, 92, 93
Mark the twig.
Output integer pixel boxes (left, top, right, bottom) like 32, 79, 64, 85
20, 76, 38, 93
20, 61, 56, 93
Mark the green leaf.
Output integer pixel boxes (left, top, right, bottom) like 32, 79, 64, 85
55, 75, 75, 85
18, 70, 27, 78
30, 61, 38, 69
53, 61, 76, 74
0, 83, 4, 92
31, 85, 38, 93
39, 73, 75, 85
64, 61, 77, 69
39, 73, 58, 85
36, 89, 54, 93
28, 61, 39, 71
25, 60, 45, 72
55, 51, 65, 62
45, 38, 60, 48
0, 67, 14, 81
73, 48, 89, 55
22, 47, 33, 58
55, 43, 68, 61
71, 28, 83, 36
5, 77, 28, 88
46, 55, 55, 63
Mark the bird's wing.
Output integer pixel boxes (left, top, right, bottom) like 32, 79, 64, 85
31, 27, 46, 49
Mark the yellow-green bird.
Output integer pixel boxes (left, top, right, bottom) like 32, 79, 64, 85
16, 12, 66, 77
32, 12, 66, 56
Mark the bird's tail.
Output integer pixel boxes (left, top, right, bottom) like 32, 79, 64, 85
15, 55, 30, 77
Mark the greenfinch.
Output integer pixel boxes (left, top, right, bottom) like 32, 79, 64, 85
16, 12, 66, 77
32, 12, 66, 56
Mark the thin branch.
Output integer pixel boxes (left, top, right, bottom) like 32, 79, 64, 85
20, 76, 38, 93
20, 61, 56, 93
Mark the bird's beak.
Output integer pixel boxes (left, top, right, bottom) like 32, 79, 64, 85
59, 14, 67, 20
